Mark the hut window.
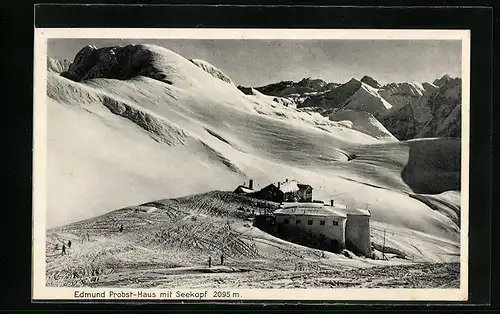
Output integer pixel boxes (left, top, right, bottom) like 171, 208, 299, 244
307, 220, 313, 225
296, 220, 301, 224
332, 221, 338, 226
284, 218, 289, 224
320, 220, 325, 225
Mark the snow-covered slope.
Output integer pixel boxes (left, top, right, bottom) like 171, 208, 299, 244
240, 86, 297, 107
329, 109, 397, 141
300, 78, 392, 118
47, 44, 384, 227
190, 58, 234, 85
409, 191, 460, 227
44, 44, 461, 264
46, 191, 460, 288
342, 80, 393, 116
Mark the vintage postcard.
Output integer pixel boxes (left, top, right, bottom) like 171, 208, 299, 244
33, 28, 470, 301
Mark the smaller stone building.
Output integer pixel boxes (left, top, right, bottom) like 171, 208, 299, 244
233, 179, 255, 194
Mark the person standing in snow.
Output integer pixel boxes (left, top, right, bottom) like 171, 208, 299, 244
220, 254, 224, 266
68, 240, 72, 248
83, 232, 89, 243
119, 224, 123, 233
208, 257, 212, 268
61, 244, 66, 255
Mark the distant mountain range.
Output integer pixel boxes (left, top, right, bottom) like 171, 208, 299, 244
243, 74, 461, 140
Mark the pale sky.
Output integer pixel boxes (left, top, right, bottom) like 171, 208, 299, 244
48, 38, 462, 87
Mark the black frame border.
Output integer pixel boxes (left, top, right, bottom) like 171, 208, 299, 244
4, 2, 495, 311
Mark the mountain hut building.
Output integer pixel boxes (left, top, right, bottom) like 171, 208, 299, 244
272, 200, 372, 256
273, 202, 347, 252
253, 179, 313, 203
233, 179, 255, 194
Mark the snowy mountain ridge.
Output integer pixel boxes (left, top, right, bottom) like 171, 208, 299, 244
254, 73, 461, 141
190, 58, 234, 85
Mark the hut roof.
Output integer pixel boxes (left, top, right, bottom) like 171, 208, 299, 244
280, 202, 324, 208
278, 180, 300, 193
347, 208, 371, 216
297, 183, 313, 189
268, 180, 313, 193
234, 185, 254, 194
273, 206, 347, 218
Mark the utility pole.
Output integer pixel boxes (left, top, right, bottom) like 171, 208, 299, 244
382, 229, 386, 261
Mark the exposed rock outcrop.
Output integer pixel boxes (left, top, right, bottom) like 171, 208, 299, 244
237, 85, 256, 95
296, 77, 328, 90
255, 77, 338, 98
299, 78, 362, 110
360, 75, 382, 89
60, 44, 171, 84
433, 74, 452, 87
47, 57, 71, 73
417, 78, 461, 138
380, 78, 461, 140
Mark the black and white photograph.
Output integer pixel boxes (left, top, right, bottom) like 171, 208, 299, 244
33, 28, 469, 301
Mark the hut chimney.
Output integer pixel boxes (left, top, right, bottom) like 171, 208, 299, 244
249, 179, 253, 189
330, 199, 334, 207
286, 178, 288, 182
278, 182, 281, 189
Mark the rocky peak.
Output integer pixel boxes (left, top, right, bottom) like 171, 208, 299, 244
433, 74, 452, 87
47, 57, 71, 73
297, 77, 327, 89
60, 44, 171, 84
422, 82, 439, 93
345, 78, 362, 88
360, 75, 382, 89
